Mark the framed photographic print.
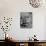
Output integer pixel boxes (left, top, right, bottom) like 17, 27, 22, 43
20, 12, 32, 28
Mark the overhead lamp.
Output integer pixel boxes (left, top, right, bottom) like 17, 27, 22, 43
29, 0, 44, 8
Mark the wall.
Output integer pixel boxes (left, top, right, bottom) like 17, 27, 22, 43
0, 0, 46, 40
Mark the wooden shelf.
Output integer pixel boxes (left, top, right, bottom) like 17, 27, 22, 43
0, 39, 46, 46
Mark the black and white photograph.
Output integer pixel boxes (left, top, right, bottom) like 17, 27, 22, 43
20, 12, 32, 28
